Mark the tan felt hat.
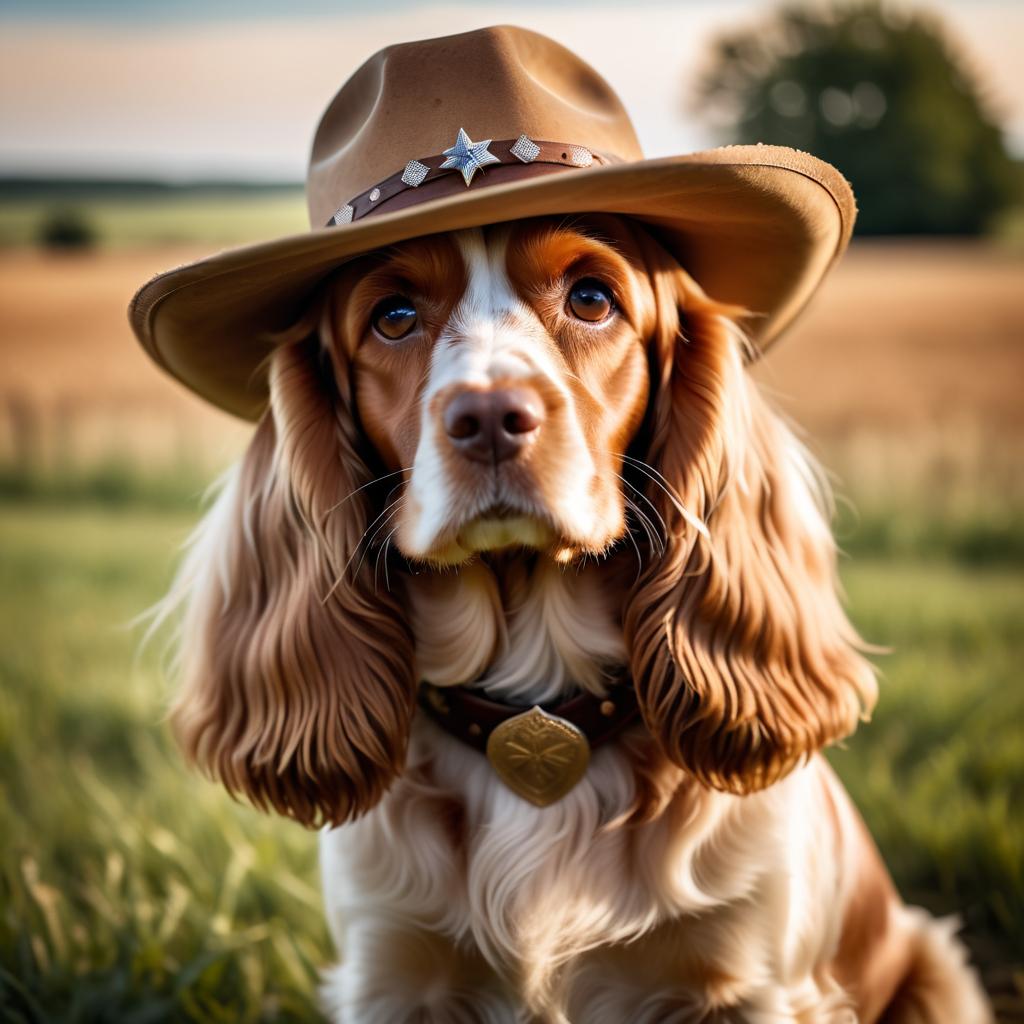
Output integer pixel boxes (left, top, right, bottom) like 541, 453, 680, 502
128, 25, 856, 421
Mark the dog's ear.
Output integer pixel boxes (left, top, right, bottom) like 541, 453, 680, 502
623, 237, 876, 794
166, 299, 416, 828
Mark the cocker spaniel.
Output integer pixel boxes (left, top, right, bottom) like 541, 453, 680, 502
162, 214, 989, 1022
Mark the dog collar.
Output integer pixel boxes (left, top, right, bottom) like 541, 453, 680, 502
418, 680, 639, 807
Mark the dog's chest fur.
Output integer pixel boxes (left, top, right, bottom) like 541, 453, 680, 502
405, 555, 628, 705
319, 557, 833, 1011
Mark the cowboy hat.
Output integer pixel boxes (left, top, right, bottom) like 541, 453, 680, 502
128, 25, 856, 421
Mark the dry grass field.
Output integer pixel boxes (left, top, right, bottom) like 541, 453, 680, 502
753, 239, 1024, 506
1, 238, 1021, 497
760, 241, 1023, 440
0, 245, 249, 474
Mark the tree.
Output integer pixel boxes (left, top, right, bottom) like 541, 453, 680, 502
38, 207, 98, 250
693, 2, 1021, 234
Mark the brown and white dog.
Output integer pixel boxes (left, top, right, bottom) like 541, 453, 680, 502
163, 215, 990, 1022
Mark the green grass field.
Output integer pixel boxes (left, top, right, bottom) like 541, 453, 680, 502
0, 193, 308, 249
0, 499, 1021, 1021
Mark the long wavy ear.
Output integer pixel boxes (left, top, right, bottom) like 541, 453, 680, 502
623, 234, 876, 794
164, 296, 416, 827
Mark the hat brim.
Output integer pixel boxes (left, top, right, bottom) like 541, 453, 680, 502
128, 145, 855, 421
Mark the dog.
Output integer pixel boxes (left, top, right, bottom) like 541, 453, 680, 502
158, 213, 991, 1022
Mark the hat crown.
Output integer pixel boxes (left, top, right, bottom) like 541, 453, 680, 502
306, 25, 643, 227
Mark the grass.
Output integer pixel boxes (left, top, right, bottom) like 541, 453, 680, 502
0, 499, 1021, 1020
833, 561, 1024, 1019
0, 463, 217, 513
835, 499, 1024, 567
0, 194, 307, 249
0, 507, 329, 1023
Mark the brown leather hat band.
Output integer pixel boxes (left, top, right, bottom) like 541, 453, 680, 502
418, 680, 639, 755
327, 138, 617, 227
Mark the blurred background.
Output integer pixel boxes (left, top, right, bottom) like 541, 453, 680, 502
0, 0, 1021, 1020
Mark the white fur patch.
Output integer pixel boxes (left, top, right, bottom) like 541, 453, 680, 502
402, 228, 597, 560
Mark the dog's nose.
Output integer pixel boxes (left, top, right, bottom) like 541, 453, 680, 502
443, 387, 544, 464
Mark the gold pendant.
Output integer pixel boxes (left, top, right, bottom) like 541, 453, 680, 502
486, 706, 590, 807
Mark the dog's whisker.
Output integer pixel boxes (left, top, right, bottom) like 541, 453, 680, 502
628, 497, 664, 560
382, 528, 399, 592
354, 499, 405, 584
615, 473, 666, 557
323, 495, 405, 601
617, 472, 669, 543
619, 499, 645, 582
320, 466, 411, 523
629, 497, 665, 560
585, 442, 705, 541
622, 494, 654, 550
611, 450, 709, 539
373, 521, 402, 593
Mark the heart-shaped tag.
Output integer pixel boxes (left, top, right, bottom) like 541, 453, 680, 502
486, 706, 590, 807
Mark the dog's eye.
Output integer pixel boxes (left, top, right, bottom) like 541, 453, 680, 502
372, 295, 418, 341
567, 278, 614, 323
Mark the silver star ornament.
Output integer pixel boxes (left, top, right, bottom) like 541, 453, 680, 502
441, 128, 500, 186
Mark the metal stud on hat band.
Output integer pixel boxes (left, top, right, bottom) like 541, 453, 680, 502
326, 129, 609, 228
510, 134, 541, 164
401, 160, 430, 187
568, 146, 593, 167
331, 204, 355, 226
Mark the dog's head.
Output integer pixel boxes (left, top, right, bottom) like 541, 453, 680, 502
344, 217, 653, 566
166, 215, 876, 826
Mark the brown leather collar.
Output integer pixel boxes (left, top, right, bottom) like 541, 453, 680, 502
418, 680, 639, 755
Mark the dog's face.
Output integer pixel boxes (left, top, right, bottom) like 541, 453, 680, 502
332, 217, 654, 564
169, 213, 877, 828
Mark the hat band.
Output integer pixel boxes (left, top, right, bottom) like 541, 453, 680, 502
326, 136, 618, 227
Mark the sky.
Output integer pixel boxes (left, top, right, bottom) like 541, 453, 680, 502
1, 0, 1021, 182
